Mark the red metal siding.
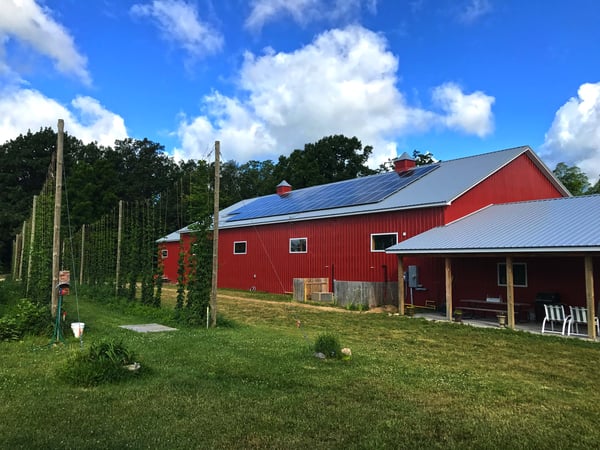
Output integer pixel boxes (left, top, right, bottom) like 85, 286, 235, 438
160, 234, 194, 283
165, 153, 569, 302
445, 154, 565, 223
217, 208, 445, 294
449, 256, 600, 312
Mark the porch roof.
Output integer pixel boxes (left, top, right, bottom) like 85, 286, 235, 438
386, 195, 600, 255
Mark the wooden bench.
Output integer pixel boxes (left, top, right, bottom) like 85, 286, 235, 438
459, 306, 505, 316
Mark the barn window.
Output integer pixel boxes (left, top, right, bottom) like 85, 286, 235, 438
161, 249, 168, 259
234, 241, 247, 254
497, 262, 527, 287
371, 233, 398, 252
290, 238, 307, 253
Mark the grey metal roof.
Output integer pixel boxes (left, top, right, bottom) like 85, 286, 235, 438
226, 164, 438, 222
217, 146, 568, 229
156, 230, 181, 243
386, 195, 600, 254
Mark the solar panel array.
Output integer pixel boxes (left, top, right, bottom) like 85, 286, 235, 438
226, 164, 439, 222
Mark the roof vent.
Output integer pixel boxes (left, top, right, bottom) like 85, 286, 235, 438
276, 180, 292, 196
393, 152, 416, 173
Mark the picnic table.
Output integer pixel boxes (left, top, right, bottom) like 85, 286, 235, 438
459, 299, 530, 322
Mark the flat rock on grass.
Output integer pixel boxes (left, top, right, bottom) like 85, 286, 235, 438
120, 323, 178, 333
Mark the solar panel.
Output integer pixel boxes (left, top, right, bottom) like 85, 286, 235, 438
226, 164, 439, 222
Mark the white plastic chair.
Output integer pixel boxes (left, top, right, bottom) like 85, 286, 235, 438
567, 306, 600, 337
541, 304, 570, 335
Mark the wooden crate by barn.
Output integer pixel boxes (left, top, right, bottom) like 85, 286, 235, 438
293, 278, 329, 302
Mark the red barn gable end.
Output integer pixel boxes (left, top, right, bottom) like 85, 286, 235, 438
159, 146, 568, 307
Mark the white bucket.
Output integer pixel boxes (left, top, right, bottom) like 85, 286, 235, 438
71, 322, 85, 338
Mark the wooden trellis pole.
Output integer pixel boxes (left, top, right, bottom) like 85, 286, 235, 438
51, 119, 64, 317
79, 224, 85, 286
18, 221, 26, 280
115, 200, 123, 296
26, 195, 37, 295
12, 235, 20, 280
210, 141, 220, 327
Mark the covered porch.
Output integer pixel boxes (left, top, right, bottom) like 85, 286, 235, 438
386, 196, 600, 339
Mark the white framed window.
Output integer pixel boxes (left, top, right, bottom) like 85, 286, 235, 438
289, 237, 307, 253
234, 241, 247, 254
161, 249, 168, 259
497, 262, 527, 287
371, 233, 398, 252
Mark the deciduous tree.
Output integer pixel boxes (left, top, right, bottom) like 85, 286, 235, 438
553, 162, 591, 196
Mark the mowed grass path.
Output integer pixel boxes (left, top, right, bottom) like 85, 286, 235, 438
1, 288, 599, 449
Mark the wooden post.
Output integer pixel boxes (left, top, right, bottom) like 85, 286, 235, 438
51, 119, 64, 317
13, 234, 21, 280
397, 256, 404, 315
79, 224, 85, 286
445, 257, 453, 321
584, 256, 596, 339
26, 195, 37, 295
11, 238, 16, 279
115, 200, 123, 296
506, 256, 515, 329
210, 141, 220, 327
18, 221, 27, 280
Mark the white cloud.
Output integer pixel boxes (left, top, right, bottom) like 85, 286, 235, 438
131, 0, 224, 60
174, 26, 494, 166
541, 82, 600, 182
0, 0, 90, 84
432, 82, 495, 137
69, 97, 128, 146
0, 88, 127, 147
458, 0, 492, 24
174, 93, 276, 162
245, 0, 374, 32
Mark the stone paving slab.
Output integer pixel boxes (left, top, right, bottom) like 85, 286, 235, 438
120, 323, 178, 333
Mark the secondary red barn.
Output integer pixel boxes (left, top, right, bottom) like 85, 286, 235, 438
159, 146, 568, 307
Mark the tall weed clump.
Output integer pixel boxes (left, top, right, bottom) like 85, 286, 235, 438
58, 339, 143, 386
314, 332, 342, 359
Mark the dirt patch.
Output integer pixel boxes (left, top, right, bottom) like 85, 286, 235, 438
218, 294, 396, 314
219, 294, 350, 313
366, 305, 399, 314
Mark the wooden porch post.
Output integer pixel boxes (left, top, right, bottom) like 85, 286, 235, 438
398, 256, 405, 316
505, 256, 515, 329
584, 256, 596, 339
445, 257, 453, 321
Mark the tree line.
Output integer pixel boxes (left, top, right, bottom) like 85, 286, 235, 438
0, 130, 376, 271
1, 127, 597, 272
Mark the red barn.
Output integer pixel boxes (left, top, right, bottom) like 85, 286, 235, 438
159, 146, 568, 307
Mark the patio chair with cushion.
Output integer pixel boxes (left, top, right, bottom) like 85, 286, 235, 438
541, 304, 570, 335
567, 306, 600, 337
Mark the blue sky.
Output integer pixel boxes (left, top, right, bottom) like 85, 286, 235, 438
1, 0, 600, 181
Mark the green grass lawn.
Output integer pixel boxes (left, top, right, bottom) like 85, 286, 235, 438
1, 287, 599, 449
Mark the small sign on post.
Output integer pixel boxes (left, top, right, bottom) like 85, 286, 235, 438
58, 270, 70, 295
59, 270, 70, 284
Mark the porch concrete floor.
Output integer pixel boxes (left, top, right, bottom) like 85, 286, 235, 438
411, 311, 599, 341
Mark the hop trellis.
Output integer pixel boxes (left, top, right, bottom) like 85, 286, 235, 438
11, 141, 217, 323
13, 174, 171, 307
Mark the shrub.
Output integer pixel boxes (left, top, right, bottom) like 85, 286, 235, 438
345, 302, 369, 312
59, 339, 142, 386
314, 332, 342, 359
0, 317, 21, 341
14, 299, 51, 336
0, 298, 51, 341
